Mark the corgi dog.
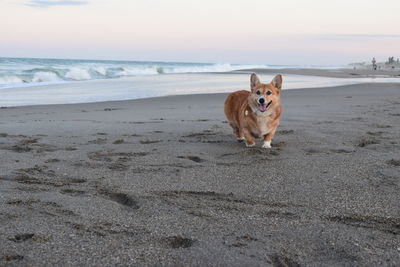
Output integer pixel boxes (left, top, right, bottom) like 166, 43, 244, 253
224, 73, 282, 148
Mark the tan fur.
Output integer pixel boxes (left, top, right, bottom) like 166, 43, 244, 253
224, 73, 282, 148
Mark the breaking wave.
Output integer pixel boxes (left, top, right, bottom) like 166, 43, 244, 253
65, 68, 91, 80
32, 72, 61, 83
1, 57, 335, 89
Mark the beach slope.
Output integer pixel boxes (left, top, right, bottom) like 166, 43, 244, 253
0, 83, 399, 266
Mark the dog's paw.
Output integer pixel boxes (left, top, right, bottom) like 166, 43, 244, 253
236, 136, 245, 142
262, 141, 271, 149
246, 142, 255, 147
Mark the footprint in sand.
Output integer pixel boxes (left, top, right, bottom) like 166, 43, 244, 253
98, 189, 139, 210
88, 138, 107, 145
386, 159, 400, 167
162, 236, 195, 249
112, 139, 124, 144
59, 189, 87, 196
140, 140, 161, 144
357, 137, 380, 147
270, 254, 301, 267
177, 156, 205, 163
2, 255, 24, 262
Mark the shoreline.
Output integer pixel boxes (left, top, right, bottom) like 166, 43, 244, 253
0, 82, 398, 109
1, 68, 400, 107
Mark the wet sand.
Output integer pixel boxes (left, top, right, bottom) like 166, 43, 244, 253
0, 82, 399, 266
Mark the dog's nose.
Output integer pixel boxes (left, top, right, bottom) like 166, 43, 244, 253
259, 98, 265, 104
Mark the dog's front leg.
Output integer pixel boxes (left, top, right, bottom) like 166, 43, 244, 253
243, 129, 255, 147
262, 128, 277, 148
262, 120, 279, 148
262, 134, 272, 148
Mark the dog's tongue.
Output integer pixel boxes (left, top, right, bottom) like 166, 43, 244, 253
259, 104, 267, 112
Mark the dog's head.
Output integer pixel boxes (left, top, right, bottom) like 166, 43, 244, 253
248, 73, 282, 113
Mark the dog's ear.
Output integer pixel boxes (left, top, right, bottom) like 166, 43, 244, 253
271, 74, 282, 90
250, 73, 260, 91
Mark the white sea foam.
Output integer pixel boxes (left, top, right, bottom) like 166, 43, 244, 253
116, 67, 159, 76
0, 76, 24, 85
32, 72, 61, 83
65, 68, 92, 80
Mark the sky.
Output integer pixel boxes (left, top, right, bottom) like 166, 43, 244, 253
0, 0, 400, 65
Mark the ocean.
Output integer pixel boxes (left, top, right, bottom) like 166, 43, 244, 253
0, 57, 339, 89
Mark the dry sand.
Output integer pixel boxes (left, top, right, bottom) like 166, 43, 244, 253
0, 80, 400, 266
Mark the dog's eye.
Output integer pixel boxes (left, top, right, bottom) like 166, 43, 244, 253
256, 90, 261, 95
266, 91, 272, 95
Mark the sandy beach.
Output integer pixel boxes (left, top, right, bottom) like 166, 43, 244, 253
0, 74, 400, 266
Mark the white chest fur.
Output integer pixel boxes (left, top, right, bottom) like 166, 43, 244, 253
257, 115, 271, 136
251, 108, 273, 135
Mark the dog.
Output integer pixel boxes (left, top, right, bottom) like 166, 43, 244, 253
224, 73, 282, 148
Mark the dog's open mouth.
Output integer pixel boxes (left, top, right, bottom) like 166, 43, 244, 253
258, 100, 272, 112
